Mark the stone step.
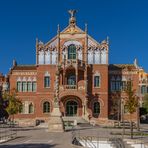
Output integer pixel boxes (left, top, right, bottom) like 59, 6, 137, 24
36, 122, 48, 128
62, 117, 88, 124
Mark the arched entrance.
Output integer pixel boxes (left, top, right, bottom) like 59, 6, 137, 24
66, 100, 78, 116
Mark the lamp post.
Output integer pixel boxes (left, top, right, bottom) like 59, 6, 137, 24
136, 89, 141, 131
121, 97, 125, 138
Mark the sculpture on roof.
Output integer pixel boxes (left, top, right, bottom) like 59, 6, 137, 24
68, 10, 77, 18
68, 10, 78, 26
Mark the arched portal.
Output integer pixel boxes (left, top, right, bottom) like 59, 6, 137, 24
60, 95, 83, 117
66, 100, 78, 116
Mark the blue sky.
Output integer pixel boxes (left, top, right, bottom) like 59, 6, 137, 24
0, 0, 148, 74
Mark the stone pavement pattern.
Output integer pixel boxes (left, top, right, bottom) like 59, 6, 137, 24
0, 126, 73, 148
1, 124, 148, 148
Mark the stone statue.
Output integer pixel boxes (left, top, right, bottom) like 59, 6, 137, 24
68, 10, 77, 18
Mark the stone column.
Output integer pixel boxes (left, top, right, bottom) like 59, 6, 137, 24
48, 26, 64, 132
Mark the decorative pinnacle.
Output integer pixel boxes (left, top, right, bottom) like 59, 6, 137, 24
36, 38, 39, 46
68, 9, 78, 26
57, 24, 60, 34
85, 23, 88, 33
107, 36, 109, 44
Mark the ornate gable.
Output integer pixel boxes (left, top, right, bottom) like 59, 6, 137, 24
61, 25, 85, 35
45, 37, 58, 48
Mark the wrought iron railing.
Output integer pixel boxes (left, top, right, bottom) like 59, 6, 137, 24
71, 126, 126, 148
65, 85, 76, 89
0, 122, 18, 143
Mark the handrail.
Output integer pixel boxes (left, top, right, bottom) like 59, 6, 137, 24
71, 126, 126, 148
65, 85, 76, 89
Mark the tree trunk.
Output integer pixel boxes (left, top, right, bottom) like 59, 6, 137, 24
130, 120, 133, 139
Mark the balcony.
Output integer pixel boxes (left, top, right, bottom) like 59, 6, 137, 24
65, 85, 76, 89
66, 59, 77, 66
62, 59, 85, 69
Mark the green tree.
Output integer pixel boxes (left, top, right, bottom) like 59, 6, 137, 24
143, 93, 148, 113
110, 91, 121, 120
3, 89, 22, 122
125, 81, 138, 139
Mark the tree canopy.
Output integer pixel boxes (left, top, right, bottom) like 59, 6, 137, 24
2, 89, 22, 119
143, 93, 148, 113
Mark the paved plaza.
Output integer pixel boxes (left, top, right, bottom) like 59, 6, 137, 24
0, 124, 148, 148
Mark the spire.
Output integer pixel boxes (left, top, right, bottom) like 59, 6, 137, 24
57, 24, 60, 34
13, 59, 17, 67
107, 36, 109, 44
36, 38, 38, 46
85, 23, 88, 33
134, 58, 139, 69
68, 10, 77, 27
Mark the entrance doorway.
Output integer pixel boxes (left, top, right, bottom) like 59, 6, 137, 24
66, 100, 78, 116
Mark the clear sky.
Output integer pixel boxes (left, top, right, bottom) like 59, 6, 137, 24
0, 0, 148, 75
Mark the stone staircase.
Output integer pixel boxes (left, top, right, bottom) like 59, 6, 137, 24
62, 116, 88, 124
123, 139, 135, 148
62, 116, 89, 131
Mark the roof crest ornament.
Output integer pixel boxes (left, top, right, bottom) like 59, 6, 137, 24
68, 9, 78, 27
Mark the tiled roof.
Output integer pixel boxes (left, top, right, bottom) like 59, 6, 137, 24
12, 65, 37, 70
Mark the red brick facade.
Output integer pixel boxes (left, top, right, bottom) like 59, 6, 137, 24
4, 11, 141, 123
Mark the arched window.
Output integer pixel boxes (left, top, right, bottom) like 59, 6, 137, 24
78, 49, 82, 60
67, 75, 76, 85
101, 50, 106, 64
38, 50, 44, 64
22, 81, 27, 92
45, 50, 50, 64
44, 72, 50, 88
94, 49, 100, 64
68, 44, 76, 59
93, 102, 100, 114
51, 50, 57, 64
27, 81, 32, 92
19, 103, 25, 114
17, 81, 22, 92
88, 49, 93, 64
29, 103, 34, 114
94, 75, 100, 88
43, 101, 50, 113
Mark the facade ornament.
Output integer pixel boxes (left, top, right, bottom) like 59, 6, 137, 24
36, 38, 38, 46
68, 9, 77, 27
85, 23, 88, 33
57, 24, 60, 34
107, 36, 109, 44
134, 58, 139, 69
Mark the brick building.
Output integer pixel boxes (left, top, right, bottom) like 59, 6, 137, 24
6, 10, 146, 124
0, 73, 4, 95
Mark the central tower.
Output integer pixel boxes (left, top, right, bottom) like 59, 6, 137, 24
36, 9, 109, 124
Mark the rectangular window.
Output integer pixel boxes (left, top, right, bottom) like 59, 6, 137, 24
32, 82, 37, 92
116, 81, 121, 91
94, 76, 100, 87
121, 81, 127, 91
124, 105, 129, 114
17, 82, 21, 92
27, 82, 32, 92
111, 81, 116, 91
22, 82, 27, 92
141, 85, 147, 94
68, 45, 76, 59
44, 76, 50, 88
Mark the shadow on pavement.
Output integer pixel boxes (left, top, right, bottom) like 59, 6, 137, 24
0, 143, 57, 148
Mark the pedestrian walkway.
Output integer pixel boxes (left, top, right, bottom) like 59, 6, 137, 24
0, 123, 148, 148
